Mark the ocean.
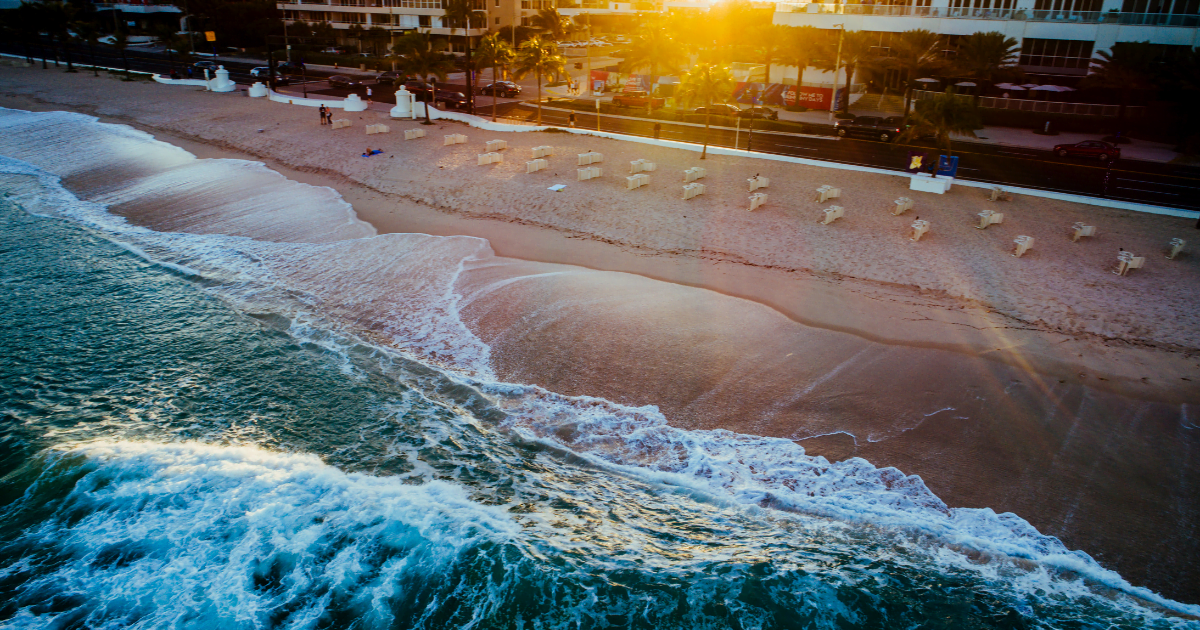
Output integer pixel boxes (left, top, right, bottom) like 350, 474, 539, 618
0, 107, 1195, 629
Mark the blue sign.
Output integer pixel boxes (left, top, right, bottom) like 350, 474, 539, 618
936, 155, 959, 178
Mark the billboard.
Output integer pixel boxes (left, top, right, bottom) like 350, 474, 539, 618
734, 82, 833, 110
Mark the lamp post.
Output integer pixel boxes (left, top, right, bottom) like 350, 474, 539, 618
828, 23, 843, 122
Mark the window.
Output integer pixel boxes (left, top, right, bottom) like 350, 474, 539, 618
495, 16, 500, 23
1019, 38, 1094, 69
419, 14, 431, 26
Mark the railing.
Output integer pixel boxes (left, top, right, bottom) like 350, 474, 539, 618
911, 89, 1145, 117
775, 2, 1200, 25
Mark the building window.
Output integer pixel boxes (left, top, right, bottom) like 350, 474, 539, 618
495, 16, 500, 23
419, 14, 431, 26
1019, 38, 1094, 69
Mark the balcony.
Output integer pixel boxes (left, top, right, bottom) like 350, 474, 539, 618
774, 2, 1200, 25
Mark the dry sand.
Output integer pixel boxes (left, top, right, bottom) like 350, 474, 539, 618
2, 66, 1198, 602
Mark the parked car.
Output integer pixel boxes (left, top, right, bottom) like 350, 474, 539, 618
1053, 140, 1120, 162
738, 106, 778, 120
328, 75, 365, 90
192, 60, 218, 72
480, 81, 521, 98
403, 80, 436, 98
693, 103, 741, 117
612, 90, 665, 109
834, 115, 904, 142
249, 66, 291, 85
321, 46, 348, 54
434, 89, 469, 109
375, 71, 405, 86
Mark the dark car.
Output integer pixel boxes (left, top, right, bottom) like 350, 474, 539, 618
835, 115, 904, 142
375, 71, 405, 86
1053, 140, 1120, 162
612, 90, 666, 109
738, 106, 778, 120
192, 60, 218, 72
328, 75, 365, 90
693, 103, 741, 117
276, 61, 304, 75
402, 80, 436, 99
480, 81, 521, 97
434, 89, 469, 109
250, 67, 291, 85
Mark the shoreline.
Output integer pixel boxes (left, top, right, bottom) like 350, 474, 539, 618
1, 71, 1198, 603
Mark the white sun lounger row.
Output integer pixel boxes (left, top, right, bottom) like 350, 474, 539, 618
477, 152, 502, 165
683, 167, 706, 183
977, 209, 1004, 229
821, 206, 844, 225
578, 151, 603, 165
626, 173, 650, 190
577, 166, 601, 181
526, 158, 548, 173
486, 139, 507, 152
748, 192, 768, 212
893, 197, 914, 216
331, 119, 351, 129
815, 184, 840, 203
444, 133, 467, 145
404, 128, 426, 140
630, 159, 656, 174
532, 145, 554, 158
747, 176, 769, 192
365, 124, 390, 135
682, 183, 705, 200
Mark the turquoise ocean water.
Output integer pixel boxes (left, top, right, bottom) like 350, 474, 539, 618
0, 108, 1196, 629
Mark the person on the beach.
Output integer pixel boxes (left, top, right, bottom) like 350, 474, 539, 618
319, 105, 328, 125
366, 87, 373, 104
325, 108, 333, 125
653, 122, 661, 139
569, 112, 576, 128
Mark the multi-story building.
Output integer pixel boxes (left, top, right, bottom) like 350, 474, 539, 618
278, 0, 494, 53
772, 0, 1198, 86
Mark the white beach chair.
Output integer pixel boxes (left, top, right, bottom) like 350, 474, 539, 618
625, 173, 650, 190
577, 166, 602, 181
683, 167, 706, 183
578, 151, 603, 166
976, 210, 1004, 229
332, 119, 351, 129
821, 206, 845, 225
892, 197, 914, 216
366, 124, 390, 135
477, 152, 502, 166
486, 139, 508, 152
532, 145, 554, 158
630, 159, 657, 174
682, 183, 705, 200
747, 176, 769, 192
815, 185, 841, 203
988, 186, 1011, 202
1114, 251, 1145, 276
404, 128, 426, 140
444, 134, 467, 146
748, 192, 768, 212
1013, 235, 1034, 258
1071, 222, 1096, 242
1167, 238, 1185, 260
910, 219, 931, 242
526, 158, 548, 173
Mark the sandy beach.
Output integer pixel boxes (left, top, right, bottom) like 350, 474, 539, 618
2, 66, 1198, 603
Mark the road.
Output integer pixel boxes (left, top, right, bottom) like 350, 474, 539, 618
7, 42, 1199, 212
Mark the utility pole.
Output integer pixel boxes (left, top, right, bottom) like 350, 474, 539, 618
184, 0, 195, 55
828, 23, 843, 122
284, 18, 291, 62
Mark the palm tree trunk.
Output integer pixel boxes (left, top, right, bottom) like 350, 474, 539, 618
903, 84, 913, 123
701, 110, 710, 159
491, 63, 498, 122
64, 39, 74, 72
841, 63, 853, 113
423, 74, 434, 124
90, 43, 98, 76
536, 69, 542, 125
646, 62, 656, 118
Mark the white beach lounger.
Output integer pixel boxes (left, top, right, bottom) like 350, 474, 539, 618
577, 151, 603, 166
988, 186, 1012, 202
630, 159, 657, 174
976, 210, 1004, 229
821, 206, 845, 225
626, 173, 650, 190
365, 124, 390, 135
682, 183, 705, 200
815, 185, 840, 203
910, 219, 931, 242
331, 119, 352, 129
532, 145, 554, 158
444, 134, 467, 145
1071, 222, 1096, 242
477, 152, 502, 166
1167, 238, 1185, 260
526, 158, 548, 173
748, 192, 768, 212
1013, 235, 1034, 258
577, 166, 602, 181
404, 128, 426, 140
1114, 251, 1145, 275
747, 176, 769, 192
486, 139, 508, 152
892, 197, 914, 216
683, 167, 706, 183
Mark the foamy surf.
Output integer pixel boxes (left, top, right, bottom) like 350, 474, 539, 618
1, 106, 1197, 624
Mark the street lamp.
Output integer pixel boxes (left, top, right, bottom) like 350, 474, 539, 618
828, 23, 843, 122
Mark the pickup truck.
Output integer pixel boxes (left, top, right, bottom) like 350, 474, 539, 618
611, 90, 665, 109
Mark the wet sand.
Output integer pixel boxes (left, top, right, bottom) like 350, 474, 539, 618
1, 67, 1198, 603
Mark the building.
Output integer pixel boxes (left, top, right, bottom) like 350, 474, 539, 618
278, 0, 497, 53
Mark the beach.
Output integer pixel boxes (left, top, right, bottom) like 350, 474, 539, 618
1, 65, 1197, 604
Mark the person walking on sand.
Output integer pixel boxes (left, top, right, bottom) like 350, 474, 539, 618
319, 105, 328, 125
366, 86, 373, 104
569, 112, 576, 128
653, 122, 661, 139
325, 108, 333, 125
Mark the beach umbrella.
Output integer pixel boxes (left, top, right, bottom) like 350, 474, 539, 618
1030, 84, 1075, 92
993, 82, 1026, 90
954, 81, 977, 87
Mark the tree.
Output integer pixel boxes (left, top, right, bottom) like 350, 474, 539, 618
531, 7, 571, 42
347, 23, 366, 54
42, 1, 75, 72
113, 21, 131, 79
441, 0, 485, 114
752, 23, 790, 84
1082, 42, 1161, 132
366, 26, 390, 56
677, 62, 735, 159
312, 21, 337, 43
623, 16, 683, 116
72, 20, 100, 76
475, 33, 515, 122
513, 35, 566, 125
395, 32, 458, 124
883, 29, 944, 122
153, 23, 182, 70
783, 25, 820, 87
815, 30, 876, 113
896, 88, 980, 157
955, 31, 1020, 104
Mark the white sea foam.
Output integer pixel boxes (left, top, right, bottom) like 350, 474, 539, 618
2, 108, 1197, 619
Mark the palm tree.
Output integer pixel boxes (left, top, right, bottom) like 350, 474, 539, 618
475, 33, 515, 122
677, 62, 735, 159
896, 88, 980, 157
815, 30, 877, 114
623, 17, 682, 116
42, 1, 74, 72
884, 29, 944, 122
113, 21, 131, 79
531, 7, 571, 42
783, 25, 820, 88
442, 0, 485, 114
73, 21, 100, 76
955, 31, 1019, 104
1082, 42, 1161, 133
395, 32, 458, 124
347, 23, 366, 54
513, 36, 565, 125
752, 23, 791, 85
